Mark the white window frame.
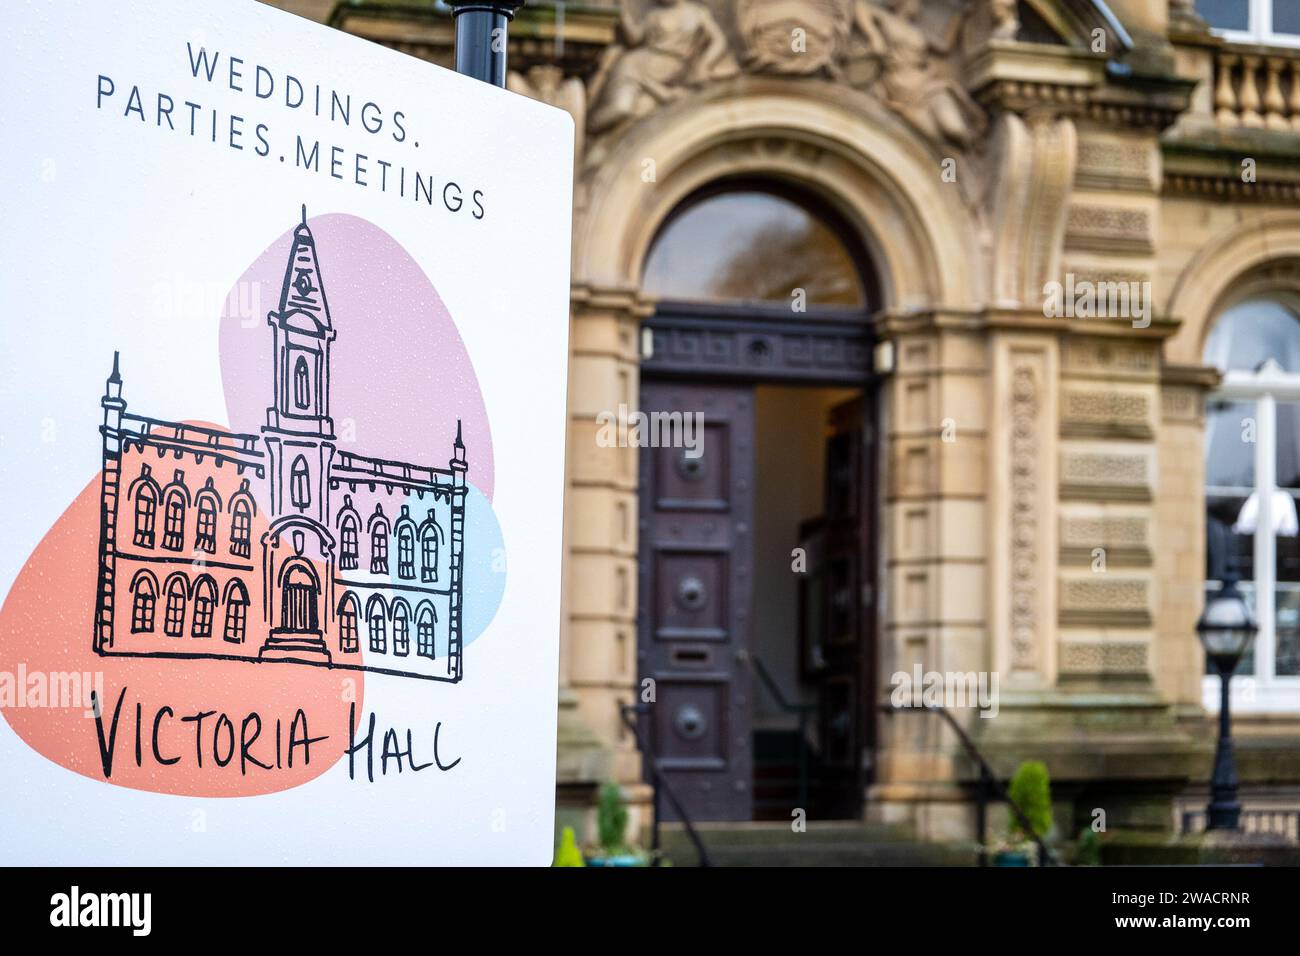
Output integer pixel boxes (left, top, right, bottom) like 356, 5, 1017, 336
1206, 361, 1300, 712
1206, 0, 1300, 49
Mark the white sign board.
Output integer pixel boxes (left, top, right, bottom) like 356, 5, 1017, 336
0, 0, 573, 865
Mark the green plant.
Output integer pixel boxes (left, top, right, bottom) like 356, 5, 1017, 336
553, 826, 585, 867
1006, 760, 1053, 843
1074, 827, 1102, 866
596, 781, 629, 854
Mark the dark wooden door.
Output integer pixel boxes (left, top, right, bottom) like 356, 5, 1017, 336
282, 566, 319, 633
637, 382, 754, 822
816, 395, 876, 818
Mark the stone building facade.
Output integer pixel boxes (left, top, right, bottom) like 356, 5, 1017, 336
276, 0, 1300, 846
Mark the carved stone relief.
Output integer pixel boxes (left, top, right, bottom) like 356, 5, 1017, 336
587, 0, 738, 138
583, 0, 994, 157
1009, 358, 1041, 672
987, 111, 1078, 305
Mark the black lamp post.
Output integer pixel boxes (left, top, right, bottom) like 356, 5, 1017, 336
1196, 574, 1258, 830
446, 0, 527, 88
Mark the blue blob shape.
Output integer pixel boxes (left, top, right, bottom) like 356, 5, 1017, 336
461, 482, 505, 647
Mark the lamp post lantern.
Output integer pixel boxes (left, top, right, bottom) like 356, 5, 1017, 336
447, 0, 527, 88
1196, 574, 1258, 830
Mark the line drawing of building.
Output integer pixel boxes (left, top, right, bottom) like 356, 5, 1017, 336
93, 207, 469, 683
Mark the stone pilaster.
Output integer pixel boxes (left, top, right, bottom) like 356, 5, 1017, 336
559, 284, 652, 795
1155, 363, 1219, 713
870, 311, 992, 839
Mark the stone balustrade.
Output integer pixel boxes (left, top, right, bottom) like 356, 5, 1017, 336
1214, 46, 1300, 130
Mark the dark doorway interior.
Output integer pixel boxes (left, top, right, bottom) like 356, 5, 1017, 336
751, 386, 875, 821
637, 378, 877, 823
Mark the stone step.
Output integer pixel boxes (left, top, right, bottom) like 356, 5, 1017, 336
260, 634, 331, 663
663, 842, 979, 867
665, 821, 916, 844
656, 822, 978, 866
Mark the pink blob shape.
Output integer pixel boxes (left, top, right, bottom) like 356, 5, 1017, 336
218, 212, 494, 501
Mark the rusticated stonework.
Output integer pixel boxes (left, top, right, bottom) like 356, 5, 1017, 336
1061, 266, 1152, 290
1059, 576, 1152, 626
1060, 339, 1159, 379
1060, 515, 1154, 554
1060, 448, 1153, 501
1059, 640, 1149, 675
1061, 387, 1153, 438
1074, 139, 1154, 193
1064, 204, 1154, 255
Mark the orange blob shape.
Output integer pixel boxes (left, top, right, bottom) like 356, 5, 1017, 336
0, 472, 363, 797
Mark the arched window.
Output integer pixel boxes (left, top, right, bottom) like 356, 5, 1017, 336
130, 571, 157, 633
392, 600, 411, 656
417, 603, 436, 659
162, 490, 186, 552
133, 484, 157, 549
230, 498, 252, 558
195, 492, 218, 554
1204, 297, 1300, 702
421, 521, 441, 583
367, 596, 387, 653
223, 580, 249, 643
337, 594, 359, 653
371, 520, 389, 575
340, 515, 359, 571
293, 355, 311, 409
397, 524, 415, 579
163, 575, 187, 637
290, 456, 311, 510
642, 186, 872, 311
192, 576, 216, 638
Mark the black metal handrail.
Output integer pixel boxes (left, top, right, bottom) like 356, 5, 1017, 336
751, 655, 816, 813
889, 702, 1059, 866
620, 702, 712, 867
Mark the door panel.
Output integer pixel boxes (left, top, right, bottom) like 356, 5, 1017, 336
638, 382, 754, 821
817, 395, 876, 818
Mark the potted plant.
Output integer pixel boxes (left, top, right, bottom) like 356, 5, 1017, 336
1074, 826, 1102, 866
992, 760, 1053, 866
553, 826, 586, 867
585, 782, 646, 866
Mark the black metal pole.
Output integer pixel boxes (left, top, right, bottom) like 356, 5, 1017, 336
446, 1, 525, 87
1206, 660, 1242, 829
649, 704, 662, 863
976, 766, 990, 867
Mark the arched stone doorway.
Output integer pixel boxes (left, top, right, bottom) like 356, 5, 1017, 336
260, 520, 334, 664
562, 86, 983, 827
280, 560, 321, 634
635, 179, 881, 821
